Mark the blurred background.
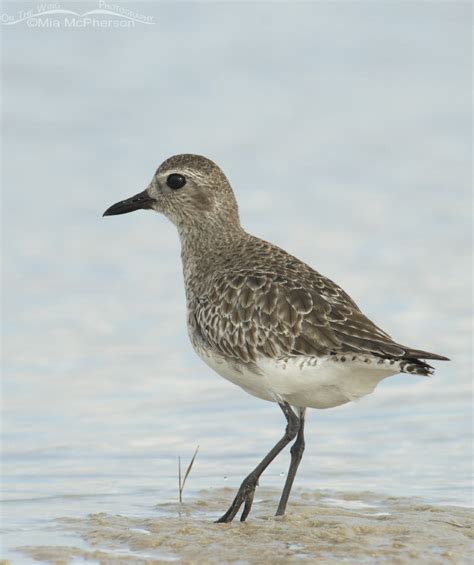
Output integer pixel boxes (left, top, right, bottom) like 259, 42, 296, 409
1, 0, 472, 561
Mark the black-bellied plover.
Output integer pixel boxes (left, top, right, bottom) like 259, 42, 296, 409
103, 154, 448, 523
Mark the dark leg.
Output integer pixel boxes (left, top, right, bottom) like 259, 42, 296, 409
215, 402, 300, 523
275, 407, 306, 516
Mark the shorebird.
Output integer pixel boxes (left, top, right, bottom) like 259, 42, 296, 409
103, 154, 448, 523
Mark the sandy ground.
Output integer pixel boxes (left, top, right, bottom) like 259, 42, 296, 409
17, 488, 473, 564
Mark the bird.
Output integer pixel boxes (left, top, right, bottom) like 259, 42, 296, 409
103, 153, 449, 523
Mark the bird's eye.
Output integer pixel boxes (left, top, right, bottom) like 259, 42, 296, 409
166, 173, 186, 190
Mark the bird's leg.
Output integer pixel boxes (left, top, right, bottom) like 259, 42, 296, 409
275, 407, 306, 517
215, 402, 300, 523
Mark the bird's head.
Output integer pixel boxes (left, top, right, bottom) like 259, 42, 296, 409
103, 154, 241, 235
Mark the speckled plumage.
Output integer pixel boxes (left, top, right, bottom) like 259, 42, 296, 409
189, 237, 446, 371
104, 153, 449, 521
153, 155, 447, 382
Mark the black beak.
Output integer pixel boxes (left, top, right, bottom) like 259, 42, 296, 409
103, 190, 155, 217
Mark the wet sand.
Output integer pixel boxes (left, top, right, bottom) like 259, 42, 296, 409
18, 488, 473, 564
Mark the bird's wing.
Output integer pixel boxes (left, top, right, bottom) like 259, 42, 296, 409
194, 269, 413, 364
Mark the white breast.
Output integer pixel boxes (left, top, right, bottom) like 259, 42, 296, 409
195, 345, 400, 409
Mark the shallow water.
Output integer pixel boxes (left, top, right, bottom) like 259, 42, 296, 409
14, 489, 474, 564
1, 1, 472, 563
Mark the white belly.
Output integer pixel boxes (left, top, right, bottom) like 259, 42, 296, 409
195, 347, 399, 409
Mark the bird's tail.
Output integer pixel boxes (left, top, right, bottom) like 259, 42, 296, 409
398, 347, 449, 376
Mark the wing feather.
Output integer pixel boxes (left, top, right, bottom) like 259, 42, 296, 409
193, 267, 442, 365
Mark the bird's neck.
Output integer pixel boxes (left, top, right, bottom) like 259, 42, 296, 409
178, 221, 247, 298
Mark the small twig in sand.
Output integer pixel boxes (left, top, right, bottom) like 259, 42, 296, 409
179, 445, 200, 503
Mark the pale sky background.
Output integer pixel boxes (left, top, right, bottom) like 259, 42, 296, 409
1, 1, 472, 557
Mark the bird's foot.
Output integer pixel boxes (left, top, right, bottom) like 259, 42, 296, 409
215, 475, 258, 523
